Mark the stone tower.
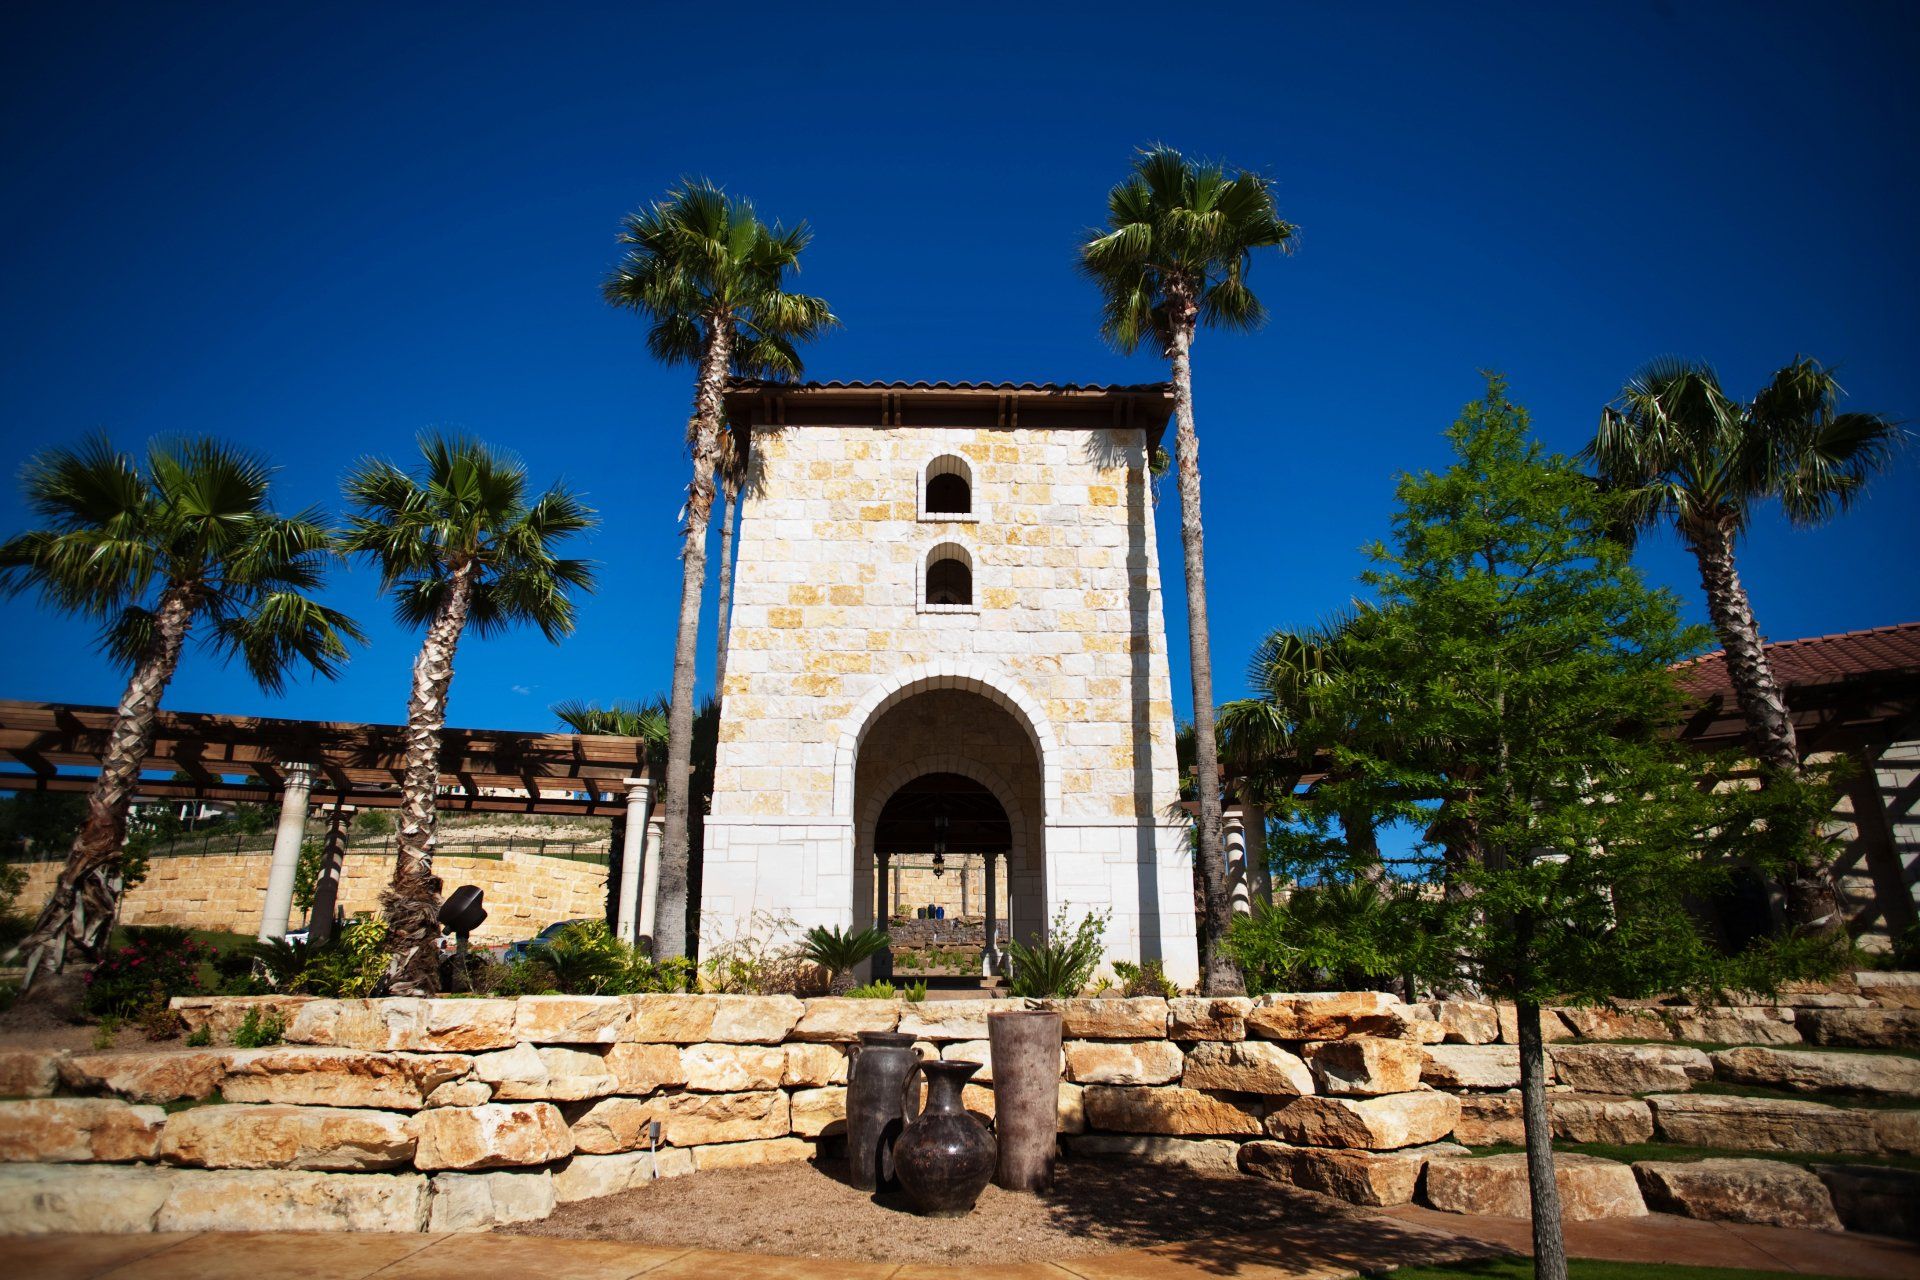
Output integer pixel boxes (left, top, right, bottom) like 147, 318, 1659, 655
704, 381, 1198, 985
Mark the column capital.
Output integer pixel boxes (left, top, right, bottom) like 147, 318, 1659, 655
280, 761, 317, 787
624, 776, 655, 801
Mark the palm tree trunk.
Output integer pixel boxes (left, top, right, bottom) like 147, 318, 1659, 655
383, 558, 474, 996
1165, 296, 1243, 996
714, 469, 740, 700
1685, 520, 1842, 933
657, 317, 732, 962
10, 584, 197, 993
1517, 995, 1569, 1280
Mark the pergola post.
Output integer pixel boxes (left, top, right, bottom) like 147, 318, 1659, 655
636, 809, 666, 949
309, 804, 354, 946
258, 761, 315, 940
982, 850, 1000, 977
616, 777, 653, 944
1241, 782, 1272, 907
1225, 806, 1252, 915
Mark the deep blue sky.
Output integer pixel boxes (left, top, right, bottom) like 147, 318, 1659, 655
2, 2, 1915, 735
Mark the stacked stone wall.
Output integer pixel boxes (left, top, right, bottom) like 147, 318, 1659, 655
1, 976, 1915, 1235
15, 848, 605, 942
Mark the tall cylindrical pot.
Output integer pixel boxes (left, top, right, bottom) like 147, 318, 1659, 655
987, 1008, 1063, 1191
845, 1029, 919, 1191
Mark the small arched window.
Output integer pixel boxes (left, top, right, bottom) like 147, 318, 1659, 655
922, 454, 973, 518
924, 542, 974, 608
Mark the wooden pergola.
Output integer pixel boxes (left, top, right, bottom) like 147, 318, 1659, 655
0, 699, 650, 816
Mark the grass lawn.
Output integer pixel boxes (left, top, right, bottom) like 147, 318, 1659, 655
1462, 1140, 1919, 1173
1380, 1258, 1855, 1280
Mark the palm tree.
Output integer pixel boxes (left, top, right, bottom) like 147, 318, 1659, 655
1588, 356, 1901, 932
0, 436, 361, 991
603, 179, 836, 961
1078, 145, 1296, 994
342, 436, 596, 994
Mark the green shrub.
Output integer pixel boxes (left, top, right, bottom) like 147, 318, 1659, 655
290, 917, 389, 997
846, 979, 927, 1002
84, 926, 208, 1018
799, 925, 890, 996
1111, 958, 1181, 998
184, 1022, 212, 1047
232, 1008, 285, 1048
503, 921, 692, 996
1005, 908, 1108, 997
1222, 879, 1421, 995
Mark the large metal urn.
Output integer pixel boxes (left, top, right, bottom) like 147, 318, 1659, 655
893, 1059, 997, 1217
845, 1029, 920, 1191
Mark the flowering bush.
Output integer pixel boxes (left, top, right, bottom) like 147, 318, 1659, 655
84, 926, 207, 1018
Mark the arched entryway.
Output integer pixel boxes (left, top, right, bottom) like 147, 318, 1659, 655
852, 685, 1045, 978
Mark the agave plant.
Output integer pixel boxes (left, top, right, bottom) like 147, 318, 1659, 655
798, 924, 890, 996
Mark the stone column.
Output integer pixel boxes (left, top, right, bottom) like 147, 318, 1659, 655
1242, 787, 1273, 907
637, 810, 666, 947
874, 850, 893, 980
616, 777, 653, 944
308, 805, 354, 946
982, 850, 1000, 977
258, 762, 315, 940
1225, 807, 1253, 915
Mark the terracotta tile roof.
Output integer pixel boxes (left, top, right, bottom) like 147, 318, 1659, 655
1674, 622, 1920, 700
729, 379, 1171, 395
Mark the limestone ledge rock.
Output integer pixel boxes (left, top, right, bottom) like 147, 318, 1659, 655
58, 1049, 231, 1104
0, 1162, 176, 1233
789, 1085, 847, 1137
0, 1048, 65, 1098
1494, 1005, 1576, 1045
1305, 1037, 1424, 1096
412, 1101, 574, 1170
783, 1043, 850, 1088
619, 994, 804, 1044
1548, 1044, 1711, 1095
1423, 1001, 1500, 1045
154, 1168, 430, 1232
604, 1042, 689, 1094
568, 1089, 790, 1151
1247, 992, 1414, 1042
1856, 972, 1920, 1011
897, 999, 1028, 1042
789, 997, 901, 1042
473, 1043, 616, 1101
1712, 1046, 1920, 1099
1649, 1092, 1882, 1155
1635, 1158, 1841, 1231
282, 998, 518, 1052
428, 1169, 556, 1232
1035, 998, 1169, 1040
1070, 1134, 1242, 1176
1796, 1008, 1920, 1050
1454, 1093, 1653, 1147
1662, 1006, 1801, 1046
158, 1103, 415, 1171
693, 1136, 814, 1171
1873, 1110, 1920, 1156
0, 1097, 165, 1163
512, 996, 629, 1044
681, 1043, 790, 1092
1813, 1163, 1920, 1239
1083, 1085, 1264, 1137
1421, 1044, 1524, 1091
1266, 1092, 1459, 1151
1425, 1152, 1648, 1221
1063, 1039, 1183, 1086
1181, 1041, 1314, 1096
221, 1047, 473, 1110
553, 1148, 695, 1202
1168, 997, 1254, 1041
1239, 1140, 1467, 1206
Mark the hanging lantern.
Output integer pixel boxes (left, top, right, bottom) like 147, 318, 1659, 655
932, 810, 950, 878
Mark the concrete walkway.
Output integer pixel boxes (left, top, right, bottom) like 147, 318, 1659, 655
6, 1211, 1918, 1280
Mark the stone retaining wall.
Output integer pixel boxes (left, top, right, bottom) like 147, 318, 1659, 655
16, 848, 606, 941
1, 978, 1916, 1236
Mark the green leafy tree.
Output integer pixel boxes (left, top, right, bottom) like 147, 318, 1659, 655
1333, 378, 1835, 1280
342, 436, 596, 995
1079, 145, 1296, 994
603, 179, 837, 962
0, 437, 360, 991
1587, 357, 1901, 933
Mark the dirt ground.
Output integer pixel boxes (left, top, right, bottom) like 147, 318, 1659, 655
511, 1155, 1374, 1265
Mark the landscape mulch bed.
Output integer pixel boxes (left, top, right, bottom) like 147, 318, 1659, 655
510, 1155, 1421, 1266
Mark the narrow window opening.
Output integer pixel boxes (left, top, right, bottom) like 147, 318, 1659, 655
926, 471, 971, 515
926, 556, 972, 606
